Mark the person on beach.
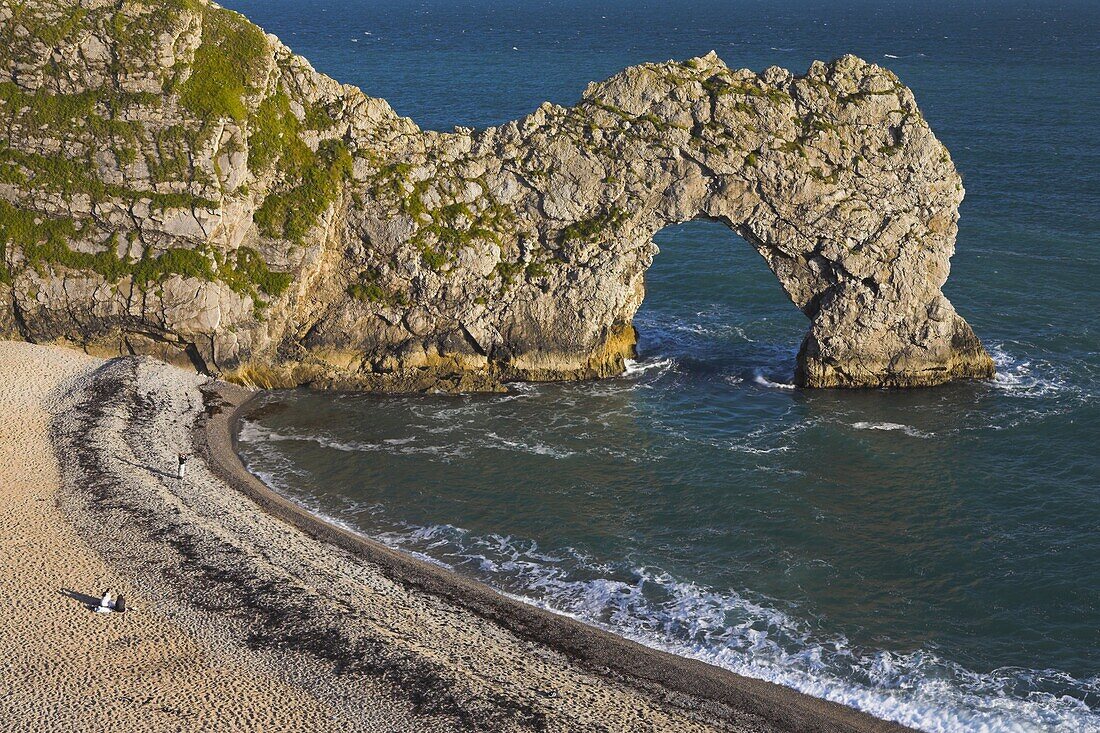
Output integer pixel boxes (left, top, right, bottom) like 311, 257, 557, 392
177, 453, 188, 481
95, 590, 115, 613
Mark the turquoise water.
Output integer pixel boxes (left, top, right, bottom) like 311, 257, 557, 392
227, 1, 1100, 730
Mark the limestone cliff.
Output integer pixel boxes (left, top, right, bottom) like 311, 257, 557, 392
0, 0, 994, 390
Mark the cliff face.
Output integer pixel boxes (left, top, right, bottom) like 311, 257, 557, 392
0, 0, 994, 390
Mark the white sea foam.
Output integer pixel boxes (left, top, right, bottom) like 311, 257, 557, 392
728, 443, 790, 454
730, 325, 756, 343
365, 520, 1100, 733
852, 421, 933, 438
623, 357, 675, 376
752, 371, 796, 390
238, 419, 467, 459
486, 432, 574, 459
988, 343, 1070, 399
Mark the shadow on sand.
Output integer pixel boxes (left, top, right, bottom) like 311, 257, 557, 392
60, 588, 103, 609
113, 454, 176, 479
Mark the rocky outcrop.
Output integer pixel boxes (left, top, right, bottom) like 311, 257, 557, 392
0, 0, 994, 390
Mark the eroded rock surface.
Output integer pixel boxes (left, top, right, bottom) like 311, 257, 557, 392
0, 0, 994, 389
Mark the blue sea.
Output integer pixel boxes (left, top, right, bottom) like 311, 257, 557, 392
224, 1, 1100, 730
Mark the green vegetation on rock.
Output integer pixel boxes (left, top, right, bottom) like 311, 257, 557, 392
0, 82, 160, 129
215, 247, 293, 298
2, 3, 89, 50
584, 99, 671, 133
248, 79, 358, 243
255, 139, 353, 242
0, 200, 291, 304
559, 207, 628, 245
838, 85, 904, 106
0, 75, 221, 210
248, 91, 312, 173
366, 162, 517, 272
700, 74, 792, 105
0, 145, 219, 210
178, 5, 268, 121
347, 268, 408, 307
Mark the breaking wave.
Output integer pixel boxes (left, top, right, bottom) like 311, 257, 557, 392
752, 370, 797, 390
369, 522, 1100, 733
851, 421, 934, 438
988, 342, 1074, 399
623, 357, 676, 377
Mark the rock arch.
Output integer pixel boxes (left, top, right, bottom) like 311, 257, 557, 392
309, 52, 994, 389
0, 1, 993, 390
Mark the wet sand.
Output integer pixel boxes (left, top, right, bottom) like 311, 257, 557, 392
0, 340, 912, 732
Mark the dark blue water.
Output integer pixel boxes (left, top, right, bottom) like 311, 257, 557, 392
226, 1, 1100, 730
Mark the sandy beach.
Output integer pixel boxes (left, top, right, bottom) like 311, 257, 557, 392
0, 340, 912, 732
0, 342, 382, 731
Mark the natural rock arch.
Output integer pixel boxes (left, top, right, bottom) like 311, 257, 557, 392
0, 1, 993, 390
309, 51, 994, 390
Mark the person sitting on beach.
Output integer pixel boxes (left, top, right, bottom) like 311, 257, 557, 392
95, 590, 115, 613
177, 453, 189, 481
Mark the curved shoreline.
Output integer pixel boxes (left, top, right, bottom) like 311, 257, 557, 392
204, 381, 911, 733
